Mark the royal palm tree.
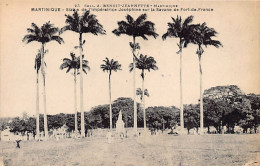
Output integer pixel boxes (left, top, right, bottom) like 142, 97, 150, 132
130, 54, 158, 129
162, 15, 194, 132
23, 22, 63, 139
60, 11, 105, 137
113, 14, 158, 130
100, 57, 121, 130
191, 23, 222, 134
60, 52, 90, 133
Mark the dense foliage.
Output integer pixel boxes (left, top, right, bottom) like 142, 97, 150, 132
1, 87, 259, 135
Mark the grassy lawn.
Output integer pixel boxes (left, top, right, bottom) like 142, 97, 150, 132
0, 134, 259, 166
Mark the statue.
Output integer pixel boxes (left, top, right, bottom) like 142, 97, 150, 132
116, 110, 125, 133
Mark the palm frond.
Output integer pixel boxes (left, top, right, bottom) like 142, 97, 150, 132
60, 25, 74, 34
162, 32, 168, 40
82, 68, 88, 74
129, 63, 134, 72
22, 35, 39, 43
26, 28, 35, 34
82, 10, 90, 22
60, 63, 69, 70
82, 60, 91, 71
144, 89, 149, 97
136, 88, 142, 96
66, 66, 72, 73
136, 14, 147, 24
205, 39, 222, 48
51, 36, 64, 44
183, 16, 194, 27
126, 14, 134, 24
112, 21, 130, 36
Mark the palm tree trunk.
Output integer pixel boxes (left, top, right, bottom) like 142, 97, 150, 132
199, 54, 204, 135
133, 36, 137, 131
142, 70, 146, 129
74, 69, 78, 133
41, 43, 48, 139
79, 33, 85, 137
179, 42, 184, 132
109, 72, 112, 130
36, 71, 40, 140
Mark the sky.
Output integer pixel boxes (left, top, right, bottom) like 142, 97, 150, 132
0, 0, 259, 117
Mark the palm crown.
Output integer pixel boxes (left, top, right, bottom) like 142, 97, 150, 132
112, 14, 158, 40
23, 22, 64, 45
60, 11, 106, 35
162, 15, 194, 48
136, 88, 149, 100
129, 54, 158, 78
191, 23, 223, 54
100, 57, 121, 73
60, 52, 90, 74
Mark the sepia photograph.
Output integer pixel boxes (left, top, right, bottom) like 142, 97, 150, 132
0, 0, 259, 165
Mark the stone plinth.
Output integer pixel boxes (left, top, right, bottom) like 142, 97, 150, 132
116, 111, 125, 133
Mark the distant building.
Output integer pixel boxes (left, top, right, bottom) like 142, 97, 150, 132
0, 127, 15, 141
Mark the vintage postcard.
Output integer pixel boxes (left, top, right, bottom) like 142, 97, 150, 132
0, 0, 259, 165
